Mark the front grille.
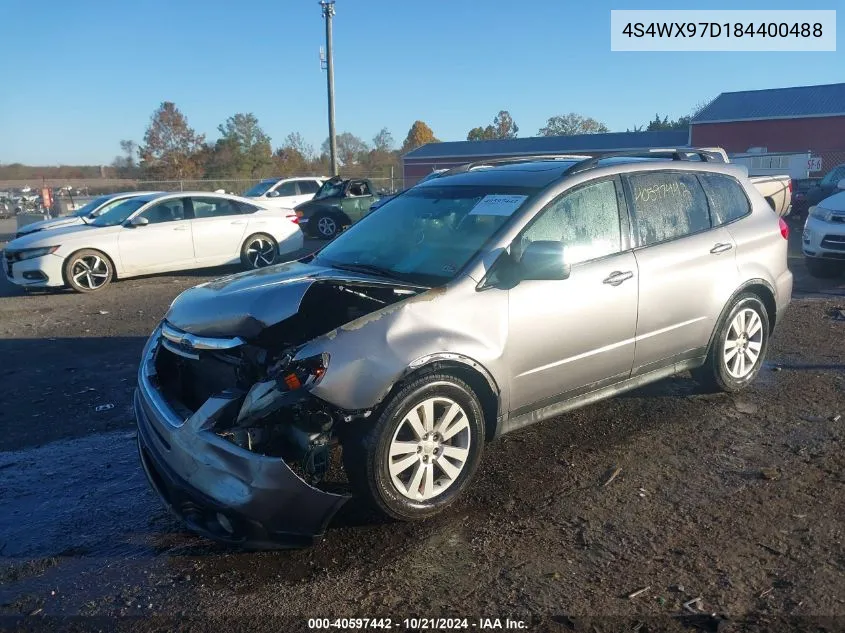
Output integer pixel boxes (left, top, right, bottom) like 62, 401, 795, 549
155, 344, 243, 412
821, 235, 845, 251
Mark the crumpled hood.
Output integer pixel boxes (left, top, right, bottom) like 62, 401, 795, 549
165, 261, 425, 339
18, 215, 85, 235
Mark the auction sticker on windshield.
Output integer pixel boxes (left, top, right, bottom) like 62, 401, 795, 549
469, 195, 528, 216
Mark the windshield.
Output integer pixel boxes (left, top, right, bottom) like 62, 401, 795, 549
821, 166, 845, 187
242, 180, 276, 197
89, 198, 149, 227
314, 179, 344, 200
313, 184, 537, 285
72, 195, 111, 217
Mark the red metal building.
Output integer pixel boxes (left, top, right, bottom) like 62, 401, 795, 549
690, 82, 845, 177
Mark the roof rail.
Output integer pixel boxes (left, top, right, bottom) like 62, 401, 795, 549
441, 154, 593, 176
563, 147, 727, 176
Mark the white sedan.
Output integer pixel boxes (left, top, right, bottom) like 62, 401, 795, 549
3, 191, 304, 292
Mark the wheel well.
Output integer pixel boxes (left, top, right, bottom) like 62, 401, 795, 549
315, 207, 351, 226
384, 361, 500, 442
63, 248, 118, 281
743, 283, 777, 333
243, 232, 276, 248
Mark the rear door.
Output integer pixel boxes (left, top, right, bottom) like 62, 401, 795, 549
118, 198, 194, 274
295, 179, 321, 206
505, 177, 640, 413
623, 170, 740, 375
188, 196, 249, 266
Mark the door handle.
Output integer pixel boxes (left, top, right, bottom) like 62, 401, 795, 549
172, 226, 188, 231
230, 220, 246, 225
603, 270, 634, 286
710, 242, 733, 254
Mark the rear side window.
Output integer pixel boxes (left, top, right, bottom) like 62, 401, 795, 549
698, 173, 751, 225
626, 172, 711, 246
297, 180, 320, 194
275, 181, 297, 196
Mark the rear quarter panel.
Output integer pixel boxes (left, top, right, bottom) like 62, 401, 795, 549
724, 184, 792, 315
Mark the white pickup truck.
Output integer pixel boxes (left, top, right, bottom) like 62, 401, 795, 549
700, 147, 792, 217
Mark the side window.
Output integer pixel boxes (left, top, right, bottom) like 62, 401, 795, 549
274, 182, 297, 197
191, 197, 241, 219
236, 200, 259, 214
626, 172, 711, 246
297, 180, 320, 195
139, 199, 185, 224
698, 173, 751, 225
348, 181, 371, 196
519, 179, 622, 265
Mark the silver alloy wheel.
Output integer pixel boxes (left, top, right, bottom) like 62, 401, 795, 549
723, 307, 764, 379
387, 396, 471, 501
70, 255, 109, 290
317, 216, 337, 237
246, 237, 276, 268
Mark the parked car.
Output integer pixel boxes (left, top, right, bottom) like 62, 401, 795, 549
802, 177, 845, 278
15, 191, 156, 238
368, 169, 448, 214
748, 175, 792, 217
293, 176, 382, 239
4, 191, 303, 293
800, 164, 845, 214
242, 177, 325, 210
134, 148, 792, 548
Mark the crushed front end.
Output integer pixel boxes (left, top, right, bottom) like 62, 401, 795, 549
135, 322, 354, 548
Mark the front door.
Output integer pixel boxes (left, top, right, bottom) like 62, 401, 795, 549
340, 180, 375, 223
118, 198, 194, 274
505, 177, 639, 414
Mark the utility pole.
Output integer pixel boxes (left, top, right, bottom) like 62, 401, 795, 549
320, 0, 338, 176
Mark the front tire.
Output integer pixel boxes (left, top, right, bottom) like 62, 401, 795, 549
692, 293, 770, 393
63, 249, 113, 293
241, 233, 278, 269
805, 257, 842, 279
342, 373, 485, 521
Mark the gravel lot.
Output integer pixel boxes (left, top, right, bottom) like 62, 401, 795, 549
0, 216, 844, 632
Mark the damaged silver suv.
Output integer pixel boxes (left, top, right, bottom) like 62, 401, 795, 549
135, 149, 793, 547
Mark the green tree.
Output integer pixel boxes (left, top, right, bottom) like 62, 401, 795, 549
538, 113, 610, 136
273, 132, 315, 176
401, 121, 439, 154
322, 132, 368, 167
210, 113, 273, 177
139, 102, 205, 180
466, 110, 519, 141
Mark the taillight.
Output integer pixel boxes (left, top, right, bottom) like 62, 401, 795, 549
285, 214, 298, 224
779, 217, 789, 240
787, 179, 793, 194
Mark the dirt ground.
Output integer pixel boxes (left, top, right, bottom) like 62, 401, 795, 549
0, 217, 844, 633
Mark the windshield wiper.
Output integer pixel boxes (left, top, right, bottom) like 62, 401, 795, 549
327, 261, 408, 282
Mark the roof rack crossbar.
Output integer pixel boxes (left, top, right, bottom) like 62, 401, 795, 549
441, 154, 593, 176
563, 147, 727, 176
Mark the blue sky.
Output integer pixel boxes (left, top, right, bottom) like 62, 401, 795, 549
0, 0, 840, 165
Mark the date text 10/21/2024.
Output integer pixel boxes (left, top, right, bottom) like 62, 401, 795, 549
307, 617, 528, 630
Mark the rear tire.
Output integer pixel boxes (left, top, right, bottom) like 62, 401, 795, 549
342, 373, 485, 521
692, 293, 770, 393
63, 249, 113, 293
240, 233, 278, 269
310, 211, 339, 239
805, 257, 842, 278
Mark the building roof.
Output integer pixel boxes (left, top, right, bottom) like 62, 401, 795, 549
692, 82, 845, 124
403, 130, 690, 161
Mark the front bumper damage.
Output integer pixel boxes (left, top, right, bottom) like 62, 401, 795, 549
135, 325, 350, 548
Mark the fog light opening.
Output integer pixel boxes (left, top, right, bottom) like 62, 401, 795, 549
216, 512, 234, 534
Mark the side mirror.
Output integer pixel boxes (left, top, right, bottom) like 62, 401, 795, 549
267, 191, 280, 198
129, 216, 149, 227
519, 240, 570, 281
837, 178, 845, 191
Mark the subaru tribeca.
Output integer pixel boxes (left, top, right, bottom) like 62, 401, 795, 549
134, 149, 793, 548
